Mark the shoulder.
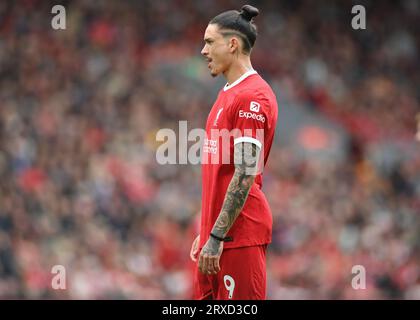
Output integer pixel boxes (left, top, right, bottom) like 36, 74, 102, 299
237, 75, 276, 100
235, 88, 267, 102
232, 86, 273, 112
229, 79, 278, 122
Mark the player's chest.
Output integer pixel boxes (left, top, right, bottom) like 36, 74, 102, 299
206, 95, 235, 131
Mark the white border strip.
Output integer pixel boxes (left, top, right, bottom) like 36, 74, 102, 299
234, 136, 262, 149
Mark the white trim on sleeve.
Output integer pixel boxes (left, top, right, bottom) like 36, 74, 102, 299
233, 136, 262, 149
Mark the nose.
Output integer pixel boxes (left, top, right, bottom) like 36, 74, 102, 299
201, 44, 208, 57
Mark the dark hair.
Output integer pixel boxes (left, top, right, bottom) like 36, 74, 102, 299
210, 5, 259, 54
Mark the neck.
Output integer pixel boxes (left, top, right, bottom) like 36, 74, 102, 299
223, 56, 253, 85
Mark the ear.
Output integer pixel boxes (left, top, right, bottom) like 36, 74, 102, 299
229, 37, 241, 53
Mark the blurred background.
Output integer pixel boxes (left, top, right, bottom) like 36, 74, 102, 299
0, 0, 419, 299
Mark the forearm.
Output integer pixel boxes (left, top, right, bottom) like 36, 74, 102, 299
210, 168, 255, 239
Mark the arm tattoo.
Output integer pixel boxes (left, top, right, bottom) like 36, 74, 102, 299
210, 142, 260, 239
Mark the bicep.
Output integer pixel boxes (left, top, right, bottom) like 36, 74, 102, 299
233, 141, 261, 176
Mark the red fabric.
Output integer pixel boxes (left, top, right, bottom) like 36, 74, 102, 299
193, 245, 267, 300
200, 72, 278, 250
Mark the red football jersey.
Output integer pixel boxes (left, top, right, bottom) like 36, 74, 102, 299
200, 70, 278, 250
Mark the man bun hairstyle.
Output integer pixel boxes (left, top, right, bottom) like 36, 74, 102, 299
210, 4, 259, 54
240, 4, 259, 22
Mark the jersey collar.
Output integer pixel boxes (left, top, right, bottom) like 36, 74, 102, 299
223, 69, 257, 92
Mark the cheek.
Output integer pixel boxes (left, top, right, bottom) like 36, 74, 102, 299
209, 47, 217, 59
212, 47, 228, 64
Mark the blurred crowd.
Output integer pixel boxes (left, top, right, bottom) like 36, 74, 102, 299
0, 0, 419, 299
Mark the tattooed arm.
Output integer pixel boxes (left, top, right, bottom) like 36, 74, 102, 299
198, 142, 260, 274
211, 141, 260, 239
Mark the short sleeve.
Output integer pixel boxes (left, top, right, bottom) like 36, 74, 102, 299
230, 91, 269, 149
